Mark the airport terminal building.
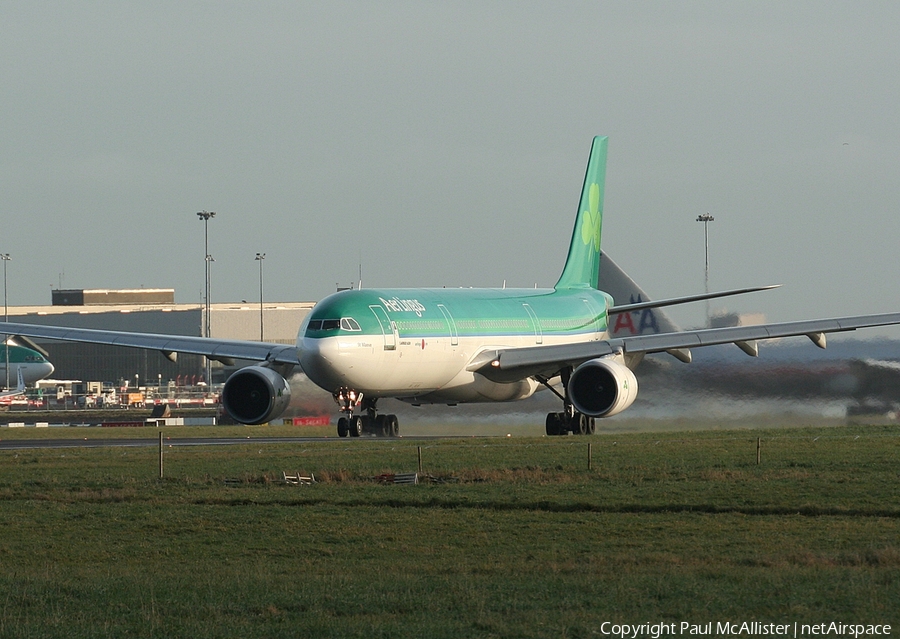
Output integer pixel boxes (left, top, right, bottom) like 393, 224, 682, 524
7, 289, 314, 386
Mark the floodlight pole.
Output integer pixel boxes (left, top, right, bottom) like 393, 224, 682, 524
255, 253, 266, 341
1, 254, 9, 389
696, 213, 714, 326
197, 211, 216, 384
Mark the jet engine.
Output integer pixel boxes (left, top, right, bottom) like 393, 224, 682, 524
221, 365, 292, 425
568, 357, 638, 418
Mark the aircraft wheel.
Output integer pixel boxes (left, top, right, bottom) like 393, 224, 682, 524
571, 413, 587, 435
337, 417, 349, 438
349, 415, 364, 438
587, 417, 596, 435
386, 414, 399, 437
545, 413, 561, 436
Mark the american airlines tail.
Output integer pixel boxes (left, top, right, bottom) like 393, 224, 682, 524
598, 252, 681, 338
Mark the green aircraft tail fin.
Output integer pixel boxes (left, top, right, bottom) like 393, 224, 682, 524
554, 136, 608, 290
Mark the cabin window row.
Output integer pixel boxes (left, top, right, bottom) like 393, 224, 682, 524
395, 320, 444, 331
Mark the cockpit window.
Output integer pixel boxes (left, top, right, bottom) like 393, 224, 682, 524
308, 318, 360, 332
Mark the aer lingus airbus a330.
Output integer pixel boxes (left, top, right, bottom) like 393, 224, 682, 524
5, 136, 900, 436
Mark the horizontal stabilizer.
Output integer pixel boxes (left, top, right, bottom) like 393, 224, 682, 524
609, 285, 780, 315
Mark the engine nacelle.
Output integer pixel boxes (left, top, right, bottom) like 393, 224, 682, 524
221, 365, 292, 425
568, 357, 638, 418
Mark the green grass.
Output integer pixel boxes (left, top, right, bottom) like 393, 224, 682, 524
0, 423, 898, 637
0, 423, 328, 440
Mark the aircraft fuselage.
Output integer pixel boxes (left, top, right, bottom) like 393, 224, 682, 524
298, 287, 611, 404
0, 344, 55, 387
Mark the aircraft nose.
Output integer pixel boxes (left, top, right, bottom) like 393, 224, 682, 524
19, 362, 55, 384
299, 337, 328, 370
299, 338, 343, 390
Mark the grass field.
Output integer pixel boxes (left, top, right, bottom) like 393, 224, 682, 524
0, 423, 898, 638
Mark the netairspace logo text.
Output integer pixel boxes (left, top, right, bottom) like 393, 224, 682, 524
598, 621, 892, 638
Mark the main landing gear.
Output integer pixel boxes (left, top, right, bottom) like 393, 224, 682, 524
333, 389, 400, 438
536, 369, 595, 437
544, 411, 595, 436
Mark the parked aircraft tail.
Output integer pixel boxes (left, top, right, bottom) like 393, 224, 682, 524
597, 252, 682, 337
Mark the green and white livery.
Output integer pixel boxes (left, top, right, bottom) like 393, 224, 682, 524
556, 135, 606, 290
0, 341, 55, 393
5, 136, 900, 436
296, 136, 615, 436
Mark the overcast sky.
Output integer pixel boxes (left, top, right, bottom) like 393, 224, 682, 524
3, 2, 900, 334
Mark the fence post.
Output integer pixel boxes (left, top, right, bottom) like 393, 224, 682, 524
588, 442, 592, 470
159, 431, 164, 479
756, 437, 760, 465
417, 446, 422, 474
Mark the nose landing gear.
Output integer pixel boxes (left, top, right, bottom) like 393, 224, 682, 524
334, 387, 364, 437
333, 389, 400, 438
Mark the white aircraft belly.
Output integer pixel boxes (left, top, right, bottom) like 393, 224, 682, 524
302, 335, 459, 396
301, 330, 602, 400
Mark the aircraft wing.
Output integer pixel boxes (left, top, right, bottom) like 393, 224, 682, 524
472, 311, 900, 382
0, 322, 301, 366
